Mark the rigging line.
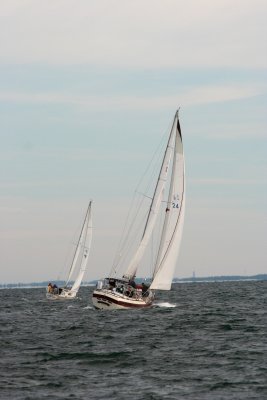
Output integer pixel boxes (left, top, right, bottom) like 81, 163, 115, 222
110, 190, 141, 274
135, 191, 153, 200
116, 164, 164, 274
110, 117, 173, 276
110, 178, 154, 273
118, 134, 166, 250
111, 200, 150, 275
114, 207, 150, 270
116, 146, 168, 271
134, 119, 173, 191
112, 124, 169, 263
118, 188, 167, 279
117, 197, 153, 261
112, 199, 149, 271
57, 210, 85, 282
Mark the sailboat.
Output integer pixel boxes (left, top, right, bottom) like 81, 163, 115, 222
92, 110, 185, 309
46, 200, 93, 300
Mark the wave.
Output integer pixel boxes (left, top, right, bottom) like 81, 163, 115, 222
153, 301, 177, 308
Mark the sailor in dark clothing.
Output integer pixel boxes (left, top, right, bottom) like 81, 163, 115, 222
129, 279, 136, 288
52, 284, 58, 294
142, 282, 149, 294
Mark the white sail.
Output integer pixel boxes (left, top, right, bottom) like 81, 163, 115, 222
122, 119, 177, 280
123, 110, 185, 288
65, 201, 92, 289
150, 116, 185, 290
65, 229, 84, 288
70, 201, 93, 294
150, 201, 185, 290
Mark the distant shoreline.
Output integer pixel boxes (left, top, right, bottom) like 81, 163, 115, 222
0, 274, 266, 288
173, 274, 267, 283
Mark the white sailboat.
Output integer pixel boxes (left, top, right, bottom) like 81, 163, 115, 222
47, 200, 93, 300
92, 110, 185, 309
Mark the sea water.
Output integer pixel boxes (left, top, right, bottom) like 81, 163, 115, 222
0, 281, 266, 399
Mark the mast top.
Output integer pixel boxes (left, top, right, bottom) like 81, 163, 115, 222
175, 108, 180, 119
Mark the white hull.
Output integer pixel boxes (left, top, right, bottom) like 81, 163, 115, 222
46, 289, 77, 300
92, 288, 154, 310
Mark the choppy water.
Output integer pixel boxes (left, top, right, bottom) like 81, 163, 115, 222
0, 281, 266, 400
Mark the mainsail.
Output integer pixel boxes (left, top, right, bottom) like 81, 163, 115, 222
123, 111, 185, 288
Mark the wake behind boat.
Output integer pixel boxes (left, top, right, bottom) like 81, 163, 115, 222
92, 110, 185, 310
47, 200, 93, 300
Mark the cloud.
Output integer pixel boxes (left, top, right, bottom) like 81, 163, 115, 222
0, 0, 266, 68
189, 178, 267, 186
0, 82, 265, 109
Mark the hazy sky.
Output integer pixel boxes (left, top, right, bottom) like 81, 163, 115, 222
0, 0, 266, 283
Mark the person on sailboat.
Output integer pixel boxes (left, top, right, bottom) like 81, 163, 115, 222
141, 282, 150, 295
47, 282, 59, 294
52, 284, 62, 294
52, 284, 58, 294
129, 279, 136, 288
47, 283, 53, 293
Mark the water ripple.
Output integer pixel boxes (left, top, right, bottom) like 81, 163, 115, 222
0, 281, 266, 399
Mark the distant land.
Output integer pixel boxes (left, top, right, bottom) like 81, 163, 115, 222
0, 274, 266, 289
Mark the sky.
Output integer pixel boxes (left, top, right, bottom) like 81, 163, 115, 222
0, 0, 266, 283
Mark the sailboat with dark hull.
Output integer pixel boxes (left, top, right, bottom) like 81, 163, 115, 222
92, 110, 185, 310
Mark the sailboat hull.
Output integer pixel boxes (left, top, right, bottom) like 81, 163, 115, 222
46, 290, 77, 300
92, 289, 154, 310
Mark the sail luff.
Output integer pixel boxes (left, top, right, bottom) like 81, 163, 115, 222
70, 201, 93, 294
123, 115, 177, 280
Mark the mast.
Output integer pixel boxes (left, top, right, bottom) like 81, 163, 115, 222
141, 114, 177, 239
153, 117, 179, 277
122, 112, 178, 280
